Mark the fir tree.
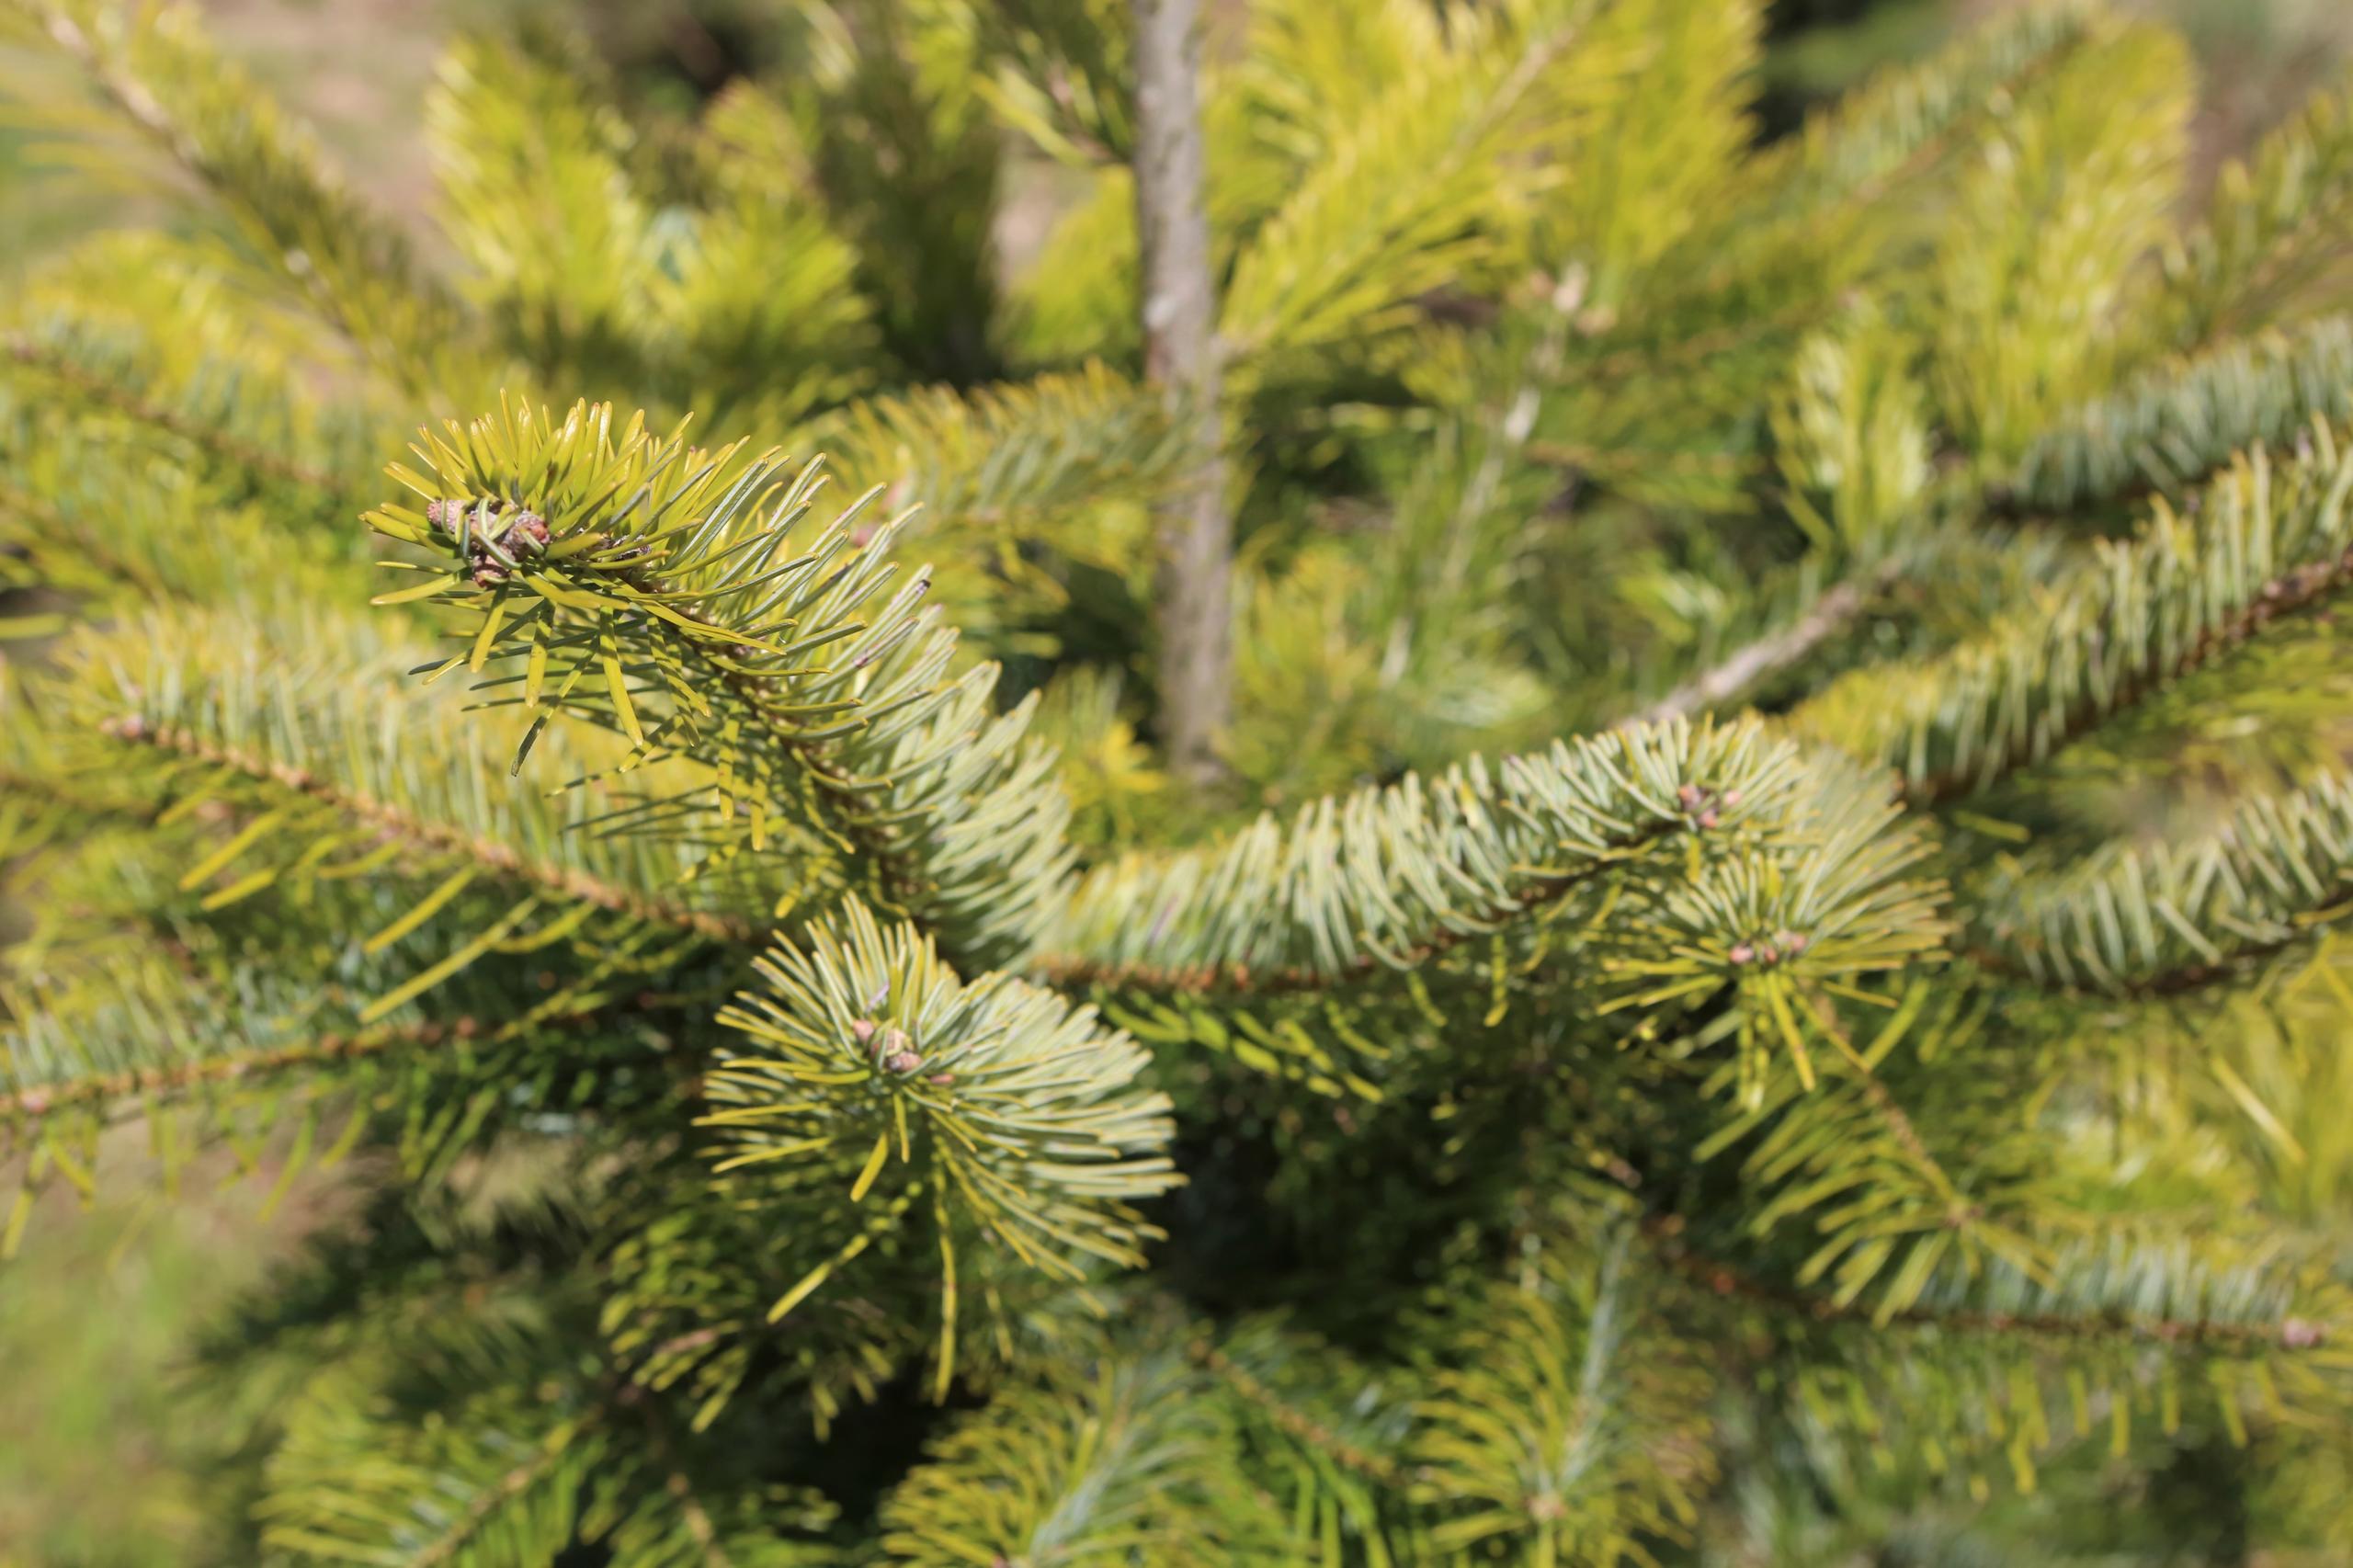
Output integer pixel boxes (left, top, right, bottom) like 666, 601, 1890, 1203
4, 0, 2353, 1561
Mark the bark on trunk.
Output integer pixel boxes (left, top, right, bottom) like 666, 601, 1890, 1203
1131, 0, 1232, 785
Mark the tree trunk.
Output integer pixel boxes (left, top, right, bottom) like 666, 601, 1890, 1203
1131, 0, 1231, 785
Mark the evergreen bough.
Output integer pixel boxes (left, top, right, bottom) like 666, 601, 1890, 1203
4, 0, 2353, 1561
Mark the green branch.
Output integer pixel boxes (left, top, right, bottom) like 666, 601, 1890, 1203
1796, 427, 2353, 801
1962, 769, 2353, 997
99, 712, 756, 944
1, 329, 352, 498
375, 399, 1074, 968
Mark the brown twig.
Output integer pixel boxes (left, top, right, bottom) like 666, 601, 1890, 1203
1620, 557, 1908, 731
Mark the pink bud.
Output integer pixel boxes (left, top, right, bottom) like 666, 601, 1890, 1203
1779, 931, 1808, 954
1728, 944, 1754, 966
875, 1028, 917, 1074
850, 1019, 876, 1043
1722, 789, 1742, 807
1697, 810, 1720, 830
1677, 784, 1702, 808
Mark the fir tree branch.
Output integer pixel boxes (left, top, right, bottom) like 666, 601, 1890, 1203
1923, 22, 2191, 464
607, 1385, 741, 1568
1217, 0, 1588, 363
1186, 1335, 1411, 1489
407, 1428, 584, 1568
28, 3, 190, 151
95, 714, 756, 944
378, 400, 1074, 968
1806, 995, 1982, 1231
879, 1345, 1279, 1564
0, 475, 176, 603
1965, 938, 2307, 1000
1649, 1221, 2332, 1353
17, 0, 463, 390
970, 0, 1134, 165
1035, 823, 1675, 995
0, 1016, 454, 1125
2006, 315, 2353, 511
1960, 768, 2353, 997
802, 362, 1180, 530
480, 544, 935, 913
1, 329, 349, 497
1733, 0, 2097, 225
2, 975, 659, 1131
13, 0, 2353, 1549
1546, 0, 2097, 468
1037, 719, 1803, 994
1691, 983, 2044, 1311
1524, 438, 1758, 483
0, 425, 359, 610
1368, 268, 1583, 698
703, 902, 1175, 1302
1574, 301, 1836, 390
652, 1470, 733, 1568
1910, 548, 2353, 805
1044, 720, 1945, 1106
1413, 1228, 1719, 1559
2157, 62, 2353, 351
257, 1360, 609, 1568
1795, 429, 2353, 802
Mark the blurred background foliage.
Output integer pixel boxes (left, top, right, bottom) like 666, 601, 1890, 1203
9, 0, 2351, 278
0, 1, 2349, 1563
